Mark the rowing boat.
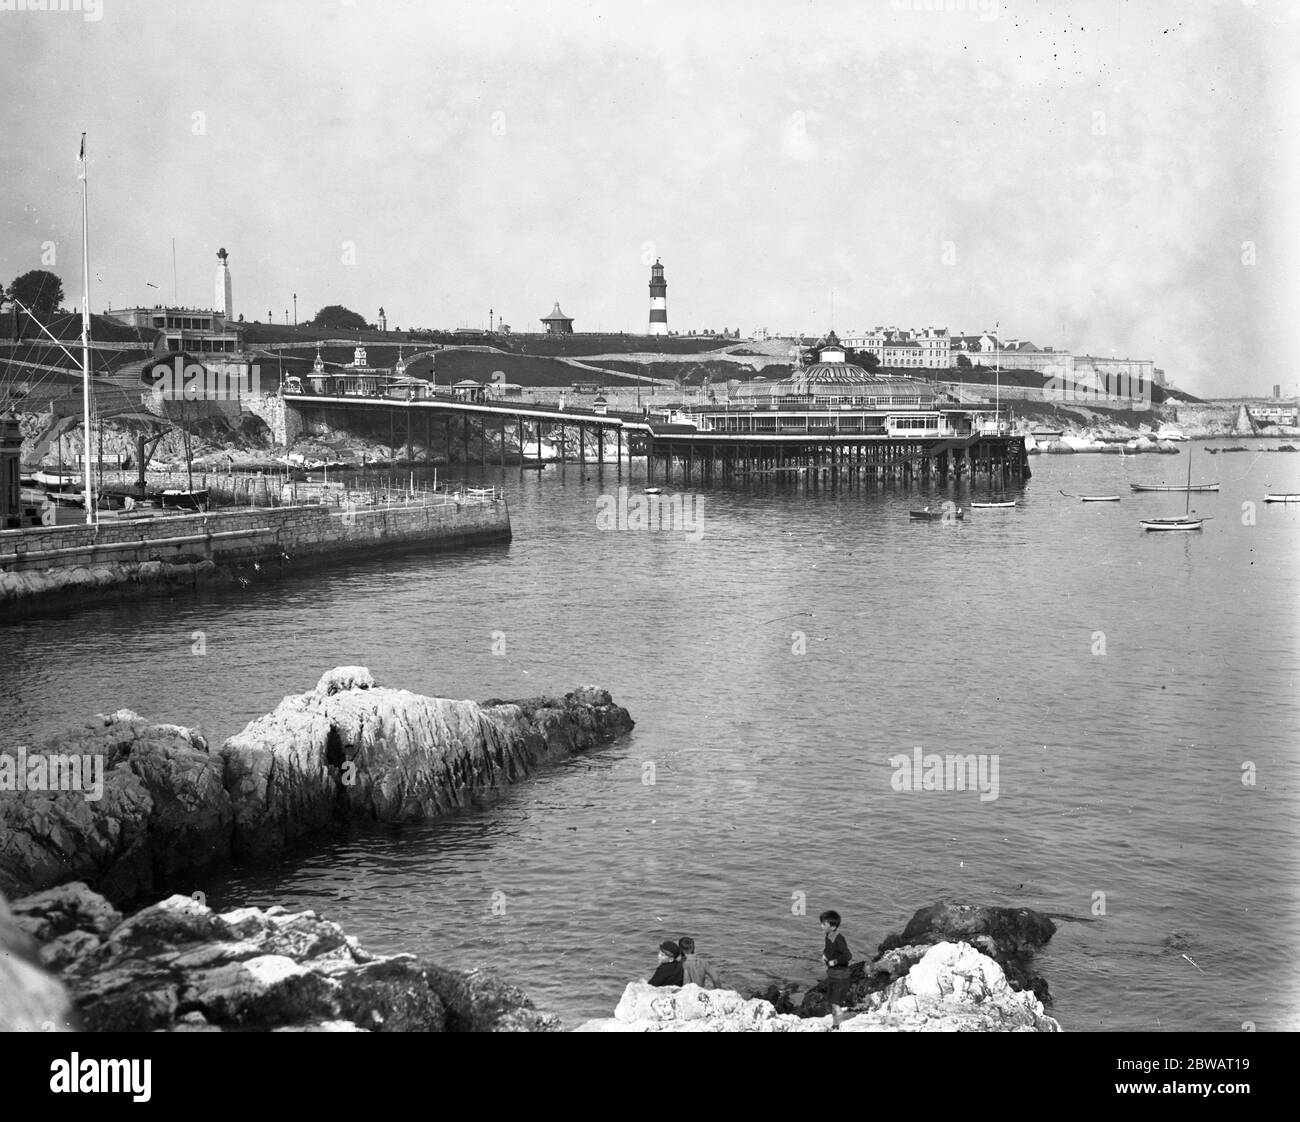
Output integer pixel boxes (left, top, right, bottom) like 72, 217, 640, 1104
909, 506, 964, 522
1263, 494, 1300, 503
970, 500, 1015, 508
1130, 483, 1219, 493
1140, 517, 1203, 531
1081, 495, 1120, 502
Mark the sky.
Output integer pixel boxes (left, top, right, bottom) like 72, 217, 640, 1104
1, 0, 1296, 398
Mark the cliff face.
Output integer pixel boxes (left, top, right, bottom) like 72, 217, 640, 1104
0, 670, 634, 906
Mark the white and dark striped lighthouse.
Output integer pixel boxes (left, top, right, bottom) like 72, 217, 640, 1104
214, 248, 232, 320
648, 258, 667, 336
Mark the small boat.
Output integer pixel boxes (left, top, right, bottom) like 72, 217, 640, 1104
1140, 517, 1203, 531
520, 462, 547, 471
909, 506, 964, 521
1081, 495, 1121, 502
161, 488, 208, 510
1140, 449, 1204, 531
1130, 482, 1219, 493
644, 487, 662, 495
1263, 494, 1300, 503
970, 500, 1015, 508
32, 469, 82, 488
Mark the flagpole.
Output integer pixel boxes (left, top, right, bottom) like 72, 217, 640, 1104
80, 132, 95, 525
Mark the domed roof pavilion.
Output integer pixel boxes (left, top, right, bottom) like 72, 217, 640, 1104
795, 330, 877, 391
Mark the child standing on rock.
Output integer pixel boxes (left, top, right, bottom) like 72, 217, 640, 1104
819, 910, 852, 1029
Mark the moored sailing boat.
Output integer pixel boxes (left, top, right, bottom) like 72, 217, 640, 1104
1140, 448, 1205, 531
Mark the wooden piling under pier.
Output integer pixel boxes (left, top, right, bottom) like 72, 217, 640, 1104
641, 434, 1030, 490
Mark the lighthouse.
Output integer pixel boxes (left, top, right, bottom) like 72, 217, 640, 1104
648, 258, 667, 336
214, 248, 232, 320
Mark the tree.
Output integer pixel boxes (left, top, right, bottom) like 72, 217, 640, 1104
311, 304, 368, 331
8, 270, 64, 318
955, 353, 972, 369
855, 350, 881, 373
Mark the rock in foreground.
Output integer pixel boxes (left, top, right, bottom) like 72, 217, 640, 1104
6, 882, 559, 1032
0, 712, 231, 907
579, 942, 1060, 1032
795, 901, 1057, 1016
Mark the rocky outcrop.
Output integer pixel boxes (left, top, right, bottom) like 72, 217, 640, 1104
579, 942, 1060, 1032
4, 882, 559, 1032
0, 887, 80, 1031
222, 670, 634, 859
0, 712, 232, 907
794, 901, 1057, 1016
0, 671, 633, 905
875, 902, 1056, 1003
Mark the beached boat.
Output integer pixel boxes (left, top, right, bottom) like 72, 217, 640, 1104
909, 506, 964, 521
1130, 482, 1219, 493
32, 469, 82, 488
1263, 494, 1300, 503
161, 488, 209, 510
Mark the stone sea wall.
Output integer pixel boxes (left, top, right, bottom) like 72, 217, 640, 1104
0, 496, 510, 611
0, 669, 633, 906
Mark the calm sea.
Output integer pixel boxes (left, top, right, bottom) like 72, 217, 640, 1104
2, 437, 1297, 1031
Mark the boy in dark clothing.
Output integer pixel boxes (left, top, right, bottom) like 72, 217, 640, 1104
647, 940, 684, 987
819, 910, 851, 1029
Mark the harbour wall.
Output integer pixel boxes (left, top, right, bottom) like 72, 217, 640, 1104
0, 495, 511, 613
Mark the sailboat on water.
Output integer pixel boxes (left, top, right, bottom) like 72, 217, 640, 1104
1139, 448, 1206, 531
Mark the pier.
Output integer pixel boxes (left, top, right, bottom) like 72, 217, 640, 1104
281, 390, 1030, 487
642, 431, 1030, 487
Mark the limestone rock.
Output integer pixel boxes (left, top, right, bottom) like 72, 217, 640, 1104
793, 901, 1057, 1016
582, 944, 1060, 1032
0, 888, 79, 1031
848, 941, 1060, 1032
222, 672, 634, 858
1, 675, 632, 903
10, 885, 558, 1033
878, 901, 1056, 1003
0, 712, 232, 907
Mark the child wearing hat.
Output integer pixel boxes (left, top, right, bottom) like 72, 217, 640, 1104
647, 940, 684, 987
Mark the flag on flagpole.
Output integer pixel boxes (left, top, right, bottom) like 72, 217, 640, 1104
78, 132, 86, 179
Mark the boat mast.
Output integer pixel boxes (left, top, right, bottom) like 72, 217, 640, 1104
79, 132, 95, 525
1185, 446, 1192, 518
994, 320, 1000, 432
